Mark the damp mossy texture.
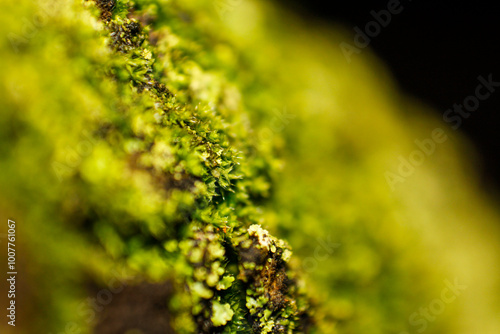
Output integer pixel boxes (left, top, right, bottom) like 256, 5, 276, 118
1, 0, 500, 333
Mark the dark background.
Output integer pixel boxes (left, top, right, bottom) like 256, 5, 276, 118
285, 0, 500, 193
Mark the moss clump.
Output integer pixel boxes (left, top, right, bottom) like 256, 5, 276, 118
1, 0, 500, 333
0, 0, 310, 332
236, 225, 304, 334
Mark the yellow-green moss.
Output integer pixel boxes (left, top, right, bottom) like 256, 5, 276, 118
1, 0, 500, 333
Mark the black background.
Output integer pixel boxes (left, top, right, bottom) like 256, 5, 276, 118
284, 0, 500, 193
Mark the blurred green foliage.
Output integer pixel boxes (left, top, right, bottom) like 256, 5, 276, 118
1, 0, 500, 333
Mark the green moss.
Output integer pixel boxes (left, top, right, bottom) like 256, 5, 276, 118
1, 0, 499, 333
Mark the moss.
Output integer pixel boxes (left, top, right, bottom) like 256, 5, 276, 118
1, 0, 499, 333
95, 0, 116, 21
